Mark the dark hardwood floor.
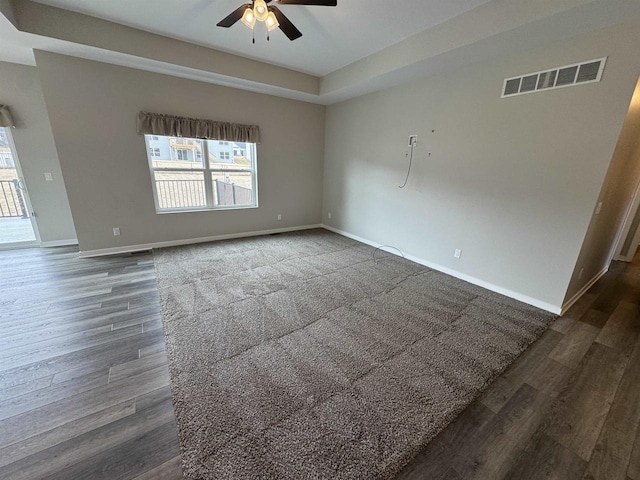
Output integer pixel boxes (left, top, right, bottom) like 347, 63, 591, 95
0, 246, 183, 480
397, 256, 640, 480
1, 244, 639, 479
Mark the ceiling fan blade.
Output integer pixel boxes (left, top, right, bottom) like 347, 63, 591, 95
271, 6, 303, 41
217, 3, 252, 28
274, 0, 337, 5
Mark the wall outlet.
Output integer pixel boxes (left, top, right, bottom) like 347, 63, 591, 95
277, 214, 282, 221
454, 249, 462, 259
328, 212, 331, 219
44, 172, 53, 181
595, 201, 603, 215
578, 268, 584, 280
113, 227, 121, 236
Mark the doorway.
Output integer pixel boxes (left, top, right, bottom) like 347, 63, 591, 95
0, 126, 40, 248
614, 178, 640, 262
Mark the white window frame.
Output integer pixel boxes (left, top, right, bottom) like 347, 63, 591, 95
145, 135, 258, 214
176, 148, 189, 161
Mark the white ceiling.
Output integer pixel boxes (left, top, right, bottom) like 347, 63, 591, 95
2, 0, 638, 105
30, 0, 491, 76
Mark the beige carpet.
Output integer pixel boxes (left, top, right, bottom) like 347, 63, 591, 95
153, 229, 554, 479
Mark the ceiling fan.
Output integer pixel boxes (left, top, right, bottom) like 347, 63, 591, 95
217, 0, 337, 41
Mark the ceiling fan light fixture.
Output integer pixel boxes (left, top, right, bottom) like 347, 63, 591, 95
265, 11, 279, 32
253, 0, 269, 22
241, 7, 256, 28
218, 0, 335, 41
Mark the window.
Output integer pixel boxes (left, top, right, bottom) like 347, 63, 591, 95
149, 147, 160, 157
151, 136, 159, 140
144, 135, 258, 212
220, 152, 230, 161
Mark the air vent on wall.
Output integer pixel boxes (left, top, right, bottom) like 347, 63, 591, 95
502, 57, 607, 98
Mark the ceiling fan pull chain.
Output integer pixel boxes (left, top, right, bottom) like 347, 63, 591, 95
252, 28, 255, 44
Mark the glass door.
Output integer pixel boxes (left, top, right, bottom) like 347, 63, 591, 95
0, 127, 39, 248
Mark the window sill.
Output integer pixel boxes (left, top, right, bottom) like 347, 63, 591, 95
155, 204, 259, 215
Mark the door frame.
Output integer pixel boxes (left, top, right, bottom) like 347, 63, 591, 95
613, 175, 640, 262
0, 127, 41, 249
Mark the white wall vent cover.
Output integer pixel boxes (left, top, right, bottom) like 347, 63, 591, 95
502, 57, 607, 98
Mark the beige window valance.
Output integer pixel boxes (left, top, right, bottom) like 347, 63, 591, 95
137, 111, 260, 144
0, 105, 15, 128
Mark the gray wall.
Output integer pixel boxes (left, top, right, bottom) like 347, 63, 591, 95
0, 61, 76, 243
564, 77, 640, 302
34, 51, 325, 253
322, 18, 640, 310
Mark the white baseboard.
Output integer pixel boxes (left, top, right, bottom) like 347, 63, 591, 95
560, 266, 609, 315
79, 224, 322, 258
40, 239, 78, 247
79, 222, 568, 314
322, 224, 562, 314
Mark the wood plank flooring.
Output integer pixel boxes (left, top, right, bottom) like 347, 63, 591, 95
1, 244, 639, 479
0, 246, 182, 480
398, 257, 640, 480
